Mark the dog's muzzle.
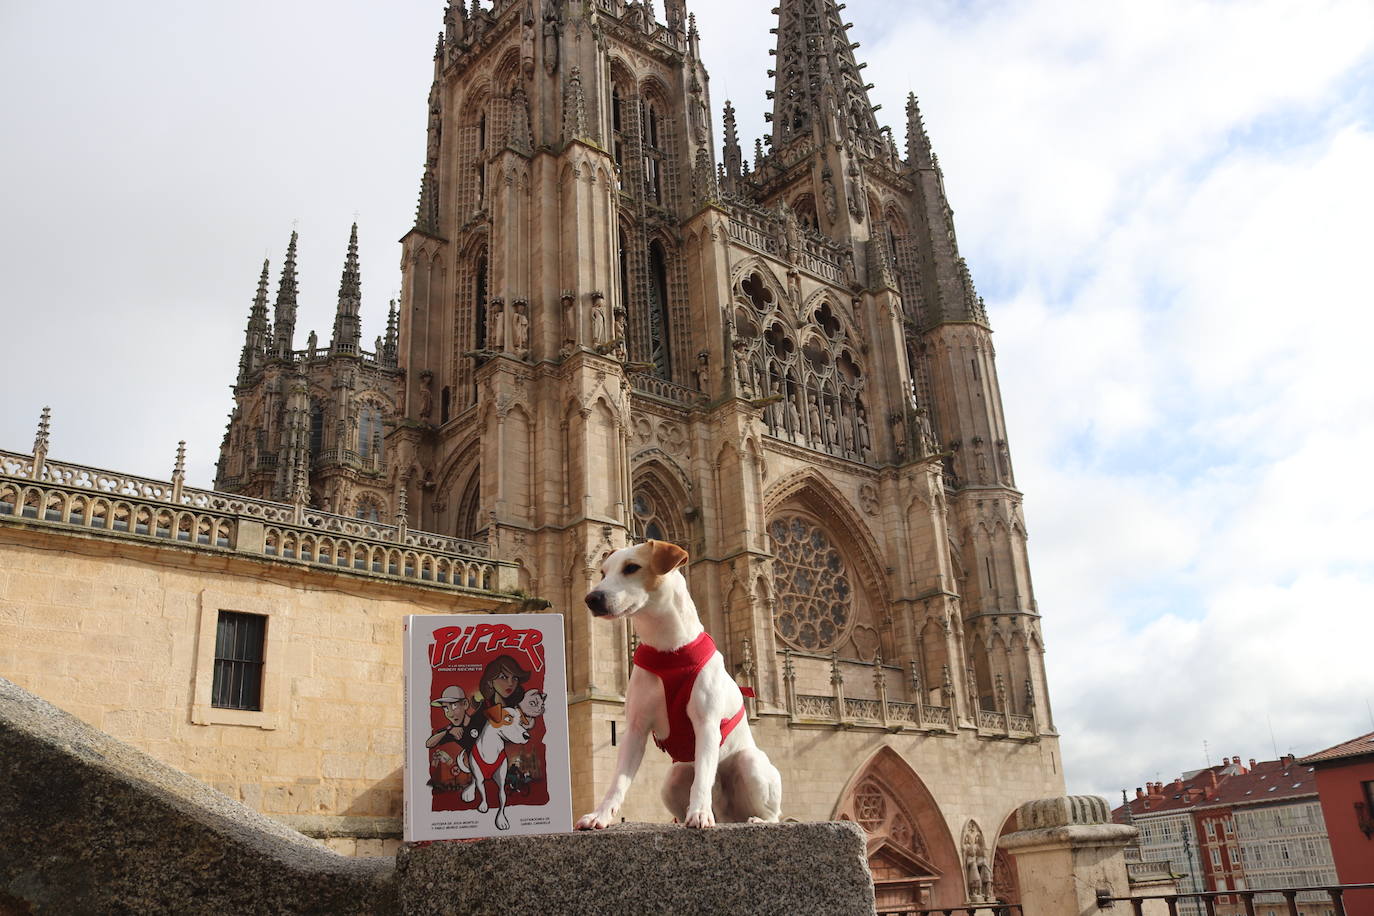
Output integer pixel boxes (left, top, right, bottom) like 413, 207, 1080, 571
585, 590, 611, 617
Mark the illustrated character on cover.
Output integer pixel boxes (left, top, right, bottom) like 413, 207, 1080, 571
425, 685, 476, 791
456, 683, 548, 830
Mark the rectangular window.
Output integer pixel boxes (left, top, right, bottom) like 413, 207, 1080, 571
1211, 848, 1221, 867
211, 611, 266, 710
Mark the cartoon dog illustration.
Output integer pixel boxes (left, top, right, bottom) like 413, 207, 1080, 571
457, 690, 546, 830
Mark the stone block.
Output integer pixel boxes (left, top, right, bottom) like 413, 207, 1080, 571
395, 821, 874, 916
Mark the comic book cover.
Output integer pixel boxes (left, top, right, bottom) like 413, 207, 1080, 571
403, 613, 571, 842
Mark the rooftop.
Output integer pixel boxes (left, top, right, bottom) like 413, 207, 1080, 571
1299, 731, 1374, 766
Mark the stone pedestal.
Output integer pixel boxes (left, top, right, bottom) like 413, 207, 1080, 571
999, 796, 1138, 916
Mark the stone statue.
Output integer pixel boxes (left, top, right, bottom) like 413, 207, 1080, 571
840, 405, 855, 455
542, 0, 560, 74
891, 411, 908, 462
732, 341, 752, 395
418, 370, 434, 420
693, 351, 710, 393
306, 330, 318, 359
611, 305, 627, 362
512, 301, 529, 357
807, 395, 822, 446
590, 295, 607, 345
784, 390, 801, 440
914, 407, 936, 457
766, 379, 782, 429
489, 299, 505, 350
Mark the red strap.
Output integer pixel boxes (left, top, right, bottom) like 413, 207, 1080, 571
740, 686, 756, 698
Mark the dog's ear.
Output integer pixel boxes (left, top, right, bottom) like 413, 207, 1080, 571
648, 539, 689, 575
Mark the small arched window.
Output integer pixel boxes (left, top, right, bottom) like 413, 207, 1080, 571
358, 405, 383, 460
308, 400, 324, 458
647, 241, 672, 380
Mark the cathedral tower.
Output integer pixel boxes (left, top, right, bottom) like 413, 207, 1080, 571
348, 0, 1053, 905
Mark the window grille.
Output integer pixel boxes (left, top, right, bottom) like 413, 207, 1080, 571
211, 611, 266, 710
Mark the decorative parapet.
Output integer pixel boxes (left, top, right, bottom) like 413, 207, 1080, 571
627, 372, 706, 407
0, 448, 515, 595
1016, 795, 1113, 830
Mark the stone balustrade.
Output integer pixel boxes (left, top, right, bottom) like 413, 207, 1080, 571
0, 448, 514, 595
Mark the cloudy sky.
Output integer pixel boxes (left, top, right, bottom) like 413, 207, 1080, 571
2, 0, 1371, 801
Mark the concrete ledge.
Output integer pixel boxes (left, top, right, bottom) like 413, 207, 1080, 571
0, 676, 394, 915
397, 821, 875, 916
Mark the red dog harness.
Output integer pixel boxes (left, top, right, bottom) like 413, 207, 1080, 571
633, 631, 746, 764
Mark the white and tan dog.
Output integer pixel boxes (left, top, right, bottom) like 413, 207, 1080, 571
576, 540, 782, 829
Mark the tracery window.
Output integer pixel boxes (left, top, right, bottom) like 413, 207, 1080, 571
647, 241, 672, 379
308, 400, 324, 458
733, 269, 872, 462
643, 103, 663, 203
358, 405, 383, 461
769, 515, 853, 652
631, 491, 667, 542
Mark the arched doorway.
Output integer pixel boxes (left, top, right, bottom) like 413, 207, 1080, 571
833, 747, 964, 910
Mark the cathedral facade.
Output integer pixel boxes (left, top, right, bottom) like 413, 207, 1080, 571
208, 0, 1062, 907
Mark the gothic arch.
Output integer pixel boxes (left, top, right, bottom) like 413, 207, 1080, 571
630, 458, 689, 546
833, 746, 964, 910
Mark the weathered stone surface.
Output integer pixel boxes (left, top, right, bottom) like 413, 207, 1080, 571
0, 675, 395, 915
396, 820, 875, 916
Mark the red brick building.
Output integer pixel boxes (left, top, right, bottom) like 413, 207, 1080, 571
1301, 733, 1374, 916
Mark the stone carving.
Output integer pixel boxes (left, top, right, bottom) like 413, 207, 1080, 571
590, 293, 607, 346
542, 0, 560, 75
489, 298, 506, 351
512, 300, 529, 358
858, 484, 878, 516
693, 350, 710, 393
418, 370, 434, 420
962, 820, 992, 903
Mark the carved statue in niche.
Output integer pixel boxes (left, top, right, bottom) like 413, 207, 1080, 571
782, 204, 800, 261
807, 395, 823, 447
542, 0, 560, 75
784, 388, 801, 440
489, 299, 506, 350
857, 405, 872, 460
997, 439, 1012, 481
521, 9, 536, 78
590, 293, 607, 346
913, 407, 936, 457
560, 292, 576, 357
821, 164, 839, 223
732, 340, 752, 395
890, 411, 908, 463
765, 379, 782, 429
418, 370, 434, 420
840, 402, 855, 455
824, 406, 838, 452
693, 350, 710, 393
974, 443, 989, 484
512, 301, 530, 358
963, 821, 991, 902
611, 305, 627, 362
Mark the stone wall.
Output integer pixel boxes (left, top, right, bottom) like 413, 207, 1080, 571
0, 674, 875, 915
0, 526, 516, 827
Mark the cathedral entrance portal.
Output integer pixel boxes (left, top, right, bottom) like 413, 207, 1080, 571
833, 747, 964, 911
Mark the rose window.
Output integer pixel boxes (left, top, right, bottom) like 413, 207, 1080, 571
855, 782, 887, 832
769, 515, 854, 651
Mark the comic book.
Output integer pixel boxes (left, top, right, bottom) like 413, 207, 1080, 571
403, 613, 572, 842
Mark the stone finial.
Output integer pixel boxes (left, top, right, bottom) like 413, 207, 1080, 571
722, 100, 742, 182
173, 441, 186, 479
563, 66, 588, 141
829, 649, 843, 686
906, 93, 934, 169
33, 406, 51, 457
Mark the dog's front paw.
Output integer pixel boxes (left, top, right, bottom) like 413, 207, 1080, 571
575, 810, 615, 830
684, 807, 716, 829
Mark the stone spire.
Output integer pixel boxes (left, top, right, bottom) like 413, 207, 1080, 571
906, 93, 934, 170
767, 0, 880, 147
563, 66, 589, 142
331, 223, 363, 354
272, 230, 300, 358
239, 259, 271, 381
383, 299, 399, 367
722, 100, 742, 186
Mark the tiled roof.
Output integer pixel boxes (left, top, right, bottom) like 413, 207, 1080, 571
1299, 732, 1374, 765
1207, 760, 1317, 807
1110, 757, 1321, 823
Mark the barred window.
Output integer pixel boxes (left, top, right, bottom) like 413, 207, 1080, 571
211, 611, 266, 710
769, 515, 853, 651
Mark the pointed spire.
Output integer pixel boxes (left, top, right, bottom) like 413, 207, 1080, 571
509, 84, 533, 154
415, 165, 440, 235
768, 0, 881, 147
273, 231, 299, 358
906, 93, 934, 169
331, 223, 362, 354
31, 406, 51, 478
239, 259, 271, 381
384, 299, 399, 367
722, 100, 742, 187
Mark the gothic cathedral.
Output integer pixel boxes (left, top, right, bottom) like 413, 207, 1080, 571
218, 1, 1061, 907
